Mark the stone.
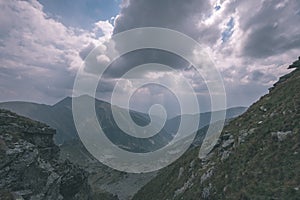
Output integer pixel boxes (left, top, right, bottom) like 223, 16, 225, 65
178, 167, 184, 180
238, 129, 254, 145
259, 106, 267, 112
201, 167, 214, 184
271, 131, 293, 141
248, 128, 256, 135
189, 160, 196, 172
222, 138, 235, 149
221, 150, 231, 161
190, 160, 195, 169
221, 133, 232, 140
174, 174, 195, 198
202, 183, 212, 199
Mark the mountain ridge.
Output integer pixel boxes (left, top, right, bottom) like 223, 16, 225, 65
0, 96, 246, 150
133, 59, 300, 200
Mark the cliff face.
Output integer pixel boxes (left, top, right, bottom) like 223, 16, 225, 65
133, 61, 300, 199
0, 109, 92, 200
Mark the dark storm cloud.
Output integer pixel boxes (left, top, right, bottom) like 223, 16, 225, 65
114, 0, 211, 38
243, 25, 283, 58
238, 0, 300, 58
104, 0, 214, 79
102, 49, 189, 78
113, 0, 221, 49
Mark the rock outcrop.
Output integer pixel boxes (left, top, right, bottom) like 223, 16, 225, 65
0, 109, 92, 200
288, 56, 300, 69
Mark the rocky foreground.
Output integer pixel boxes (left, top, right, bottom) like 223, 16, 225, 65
0, 109, 117, 200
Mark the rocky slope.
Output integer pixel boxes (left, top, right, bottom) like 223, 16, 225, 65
0, 109, 117, 200
58, 107, 246, 200
133, 60, 300, 199
59, 140, 156, 200
0, 97, 245, 200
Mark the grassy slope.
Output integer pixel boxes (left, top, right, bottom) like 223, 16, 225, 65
133, 68, 300, 200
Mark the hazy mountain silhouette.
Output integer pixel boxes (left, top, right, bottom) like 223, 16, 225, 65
0, 96, 246, 152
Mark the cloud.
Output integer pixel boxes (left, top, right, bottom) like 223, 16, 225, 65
79, 43, 96, 60
114, 0, 211, 37
242, 70, 277, 86
237, 0, 300, 58
97, 54, 111, 65
94, 20, 114, 36
101, 49, 189, 78
0, 0, 113, 103
0, 0, 300, 112
106, 0, 300, 111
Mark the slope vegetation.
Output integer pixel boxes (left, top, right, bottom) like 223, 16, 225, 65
133, 61, 300, 200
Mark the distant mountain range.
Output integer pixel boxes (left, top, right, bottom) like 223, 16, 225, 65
0, 96, 246, 152
165, 107, 247, 136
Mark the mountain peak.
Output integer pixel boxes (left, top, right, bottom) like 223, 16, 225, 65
54, 95, 109, 108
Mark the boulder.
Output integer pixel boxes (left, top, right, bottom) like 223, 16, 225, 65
222, 138, 234, 149
271, 131, 293, 141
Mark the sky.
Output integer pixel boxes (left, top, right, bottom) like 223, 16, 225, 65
0, 0, 299, 115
